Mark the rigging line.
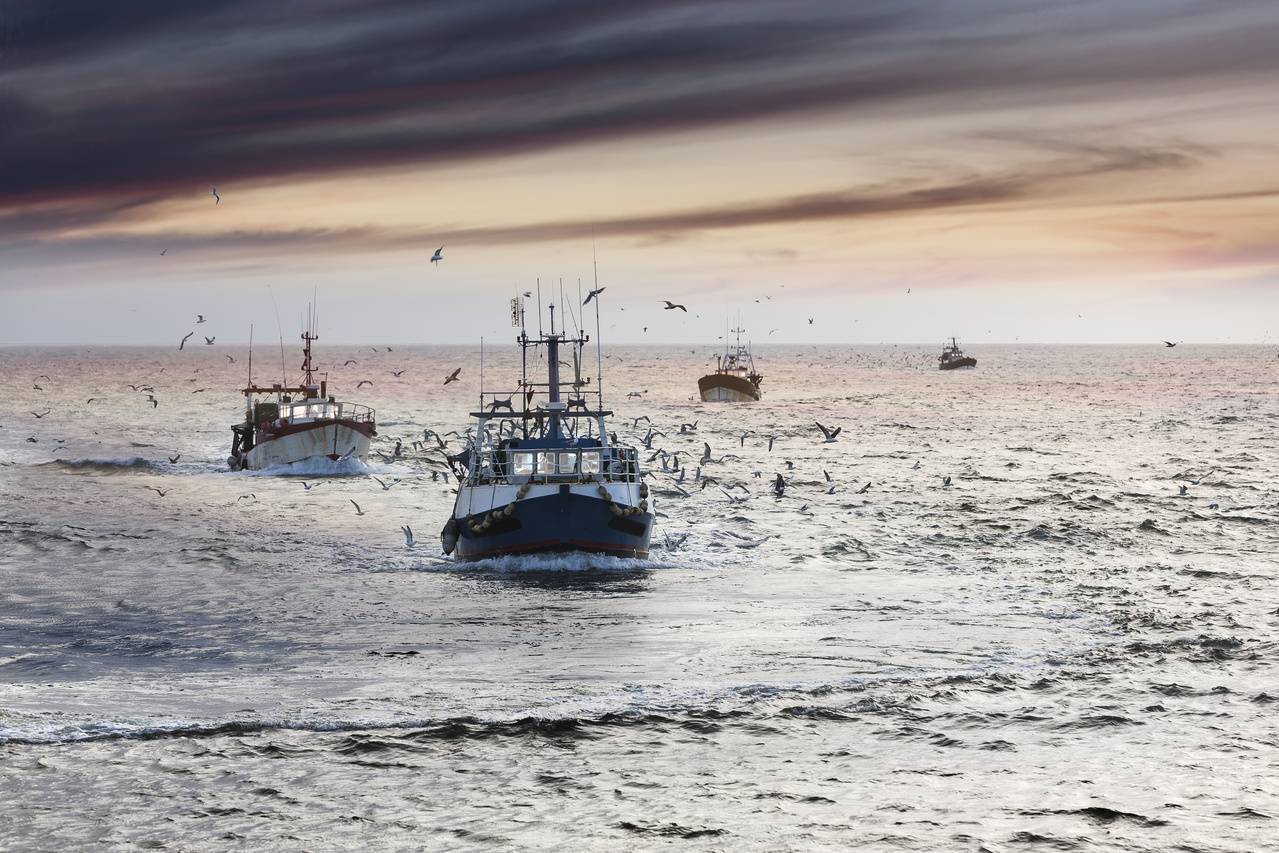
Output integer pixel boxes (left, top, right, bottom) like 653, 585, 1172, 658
267, 285, 287, 389
562, 278, 581, 339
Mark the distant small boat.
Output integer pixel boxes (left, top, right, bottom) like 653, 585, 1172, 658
698, 325, 762, 402
938, 337, 977, 371
228, 314, 376, 470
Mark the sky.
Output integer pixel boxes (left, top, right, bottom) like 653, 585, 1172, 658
2, 0, 1278, 345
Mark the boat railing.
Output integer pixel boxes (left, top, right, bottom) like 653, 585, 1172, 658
469, 445, 640, 485
272, 401, 376, 426
475, 388, 601, 415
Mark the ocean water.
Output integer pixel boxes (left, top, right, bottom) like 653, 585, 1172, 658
1, 343, 1275, 851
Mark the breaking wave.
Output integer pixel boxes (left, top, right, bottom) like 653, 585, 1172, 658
38, 456, 162, 473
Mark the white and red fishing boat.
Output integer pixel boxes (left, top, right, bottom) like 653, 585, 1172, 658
227, 318, 376, 471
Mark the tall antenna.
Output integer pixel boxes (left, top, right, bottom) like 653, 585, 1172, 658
592, 233, 603, 409
479, 336, 484, 409
536, 278, 543, 337
247, 323, 254, 388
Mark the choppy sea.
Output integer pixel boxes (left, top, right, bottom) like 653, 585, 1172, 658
1, 343, 1275, 851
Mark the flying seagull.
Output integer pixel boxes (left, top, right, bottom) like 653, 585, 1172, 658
349, 499, 365, 516
443, 367, 461, 386
402, 525, 416, 548
356, 380, 373, 388
179, 332, 194, 350
1163, 341, 1178, 348
583, 287, 606, 305
430, 245, 444, 264
210, 185, 220, 205
815, 422, 842, 443
168, 453, 181, 464
204, 336, 215, 345
196, 314, 206, 324
660, 301, 687, 312
146, 487, 169, 497
160, 248, 167, 256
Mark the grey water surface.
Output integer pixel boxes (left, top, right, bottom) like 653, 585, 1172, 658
1, 344, 1275, 851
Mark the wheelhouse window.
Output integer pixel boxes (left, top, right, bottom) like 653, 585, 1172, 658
580, 451, 601, 474
511, 451, 534, 476
558, 452, 577, 473
537, 452, 557, 475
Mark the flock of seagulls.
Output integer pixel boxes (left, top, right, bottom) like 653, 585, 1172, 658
19, 224, 1230, 559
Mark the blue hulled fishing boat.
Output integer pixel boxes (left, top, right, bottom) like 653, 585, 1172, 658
440, 295, 652, 561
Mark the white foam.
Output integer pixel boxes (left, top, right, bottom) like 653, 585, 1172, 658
236, 456, 373, 477
451, 552, 674, 572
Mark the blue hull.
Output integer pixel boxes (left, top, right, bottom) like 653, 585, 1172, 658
449, 490, 652, 561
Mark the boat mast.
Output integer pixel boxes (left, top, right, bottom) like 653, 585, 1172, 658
547, 303, 562, 439
301, 305, 317, 387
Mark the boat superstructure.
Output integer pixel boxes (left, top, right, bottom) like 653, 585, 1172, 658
938, 337, 977, 371
441, 296, 652, 560
698, 324, 762, 402
228, 314, 376, 471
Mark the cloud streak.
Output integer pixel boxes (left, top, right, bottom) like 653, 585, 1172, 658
4, 135, 1208, 264
3, 0, 1277, 218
